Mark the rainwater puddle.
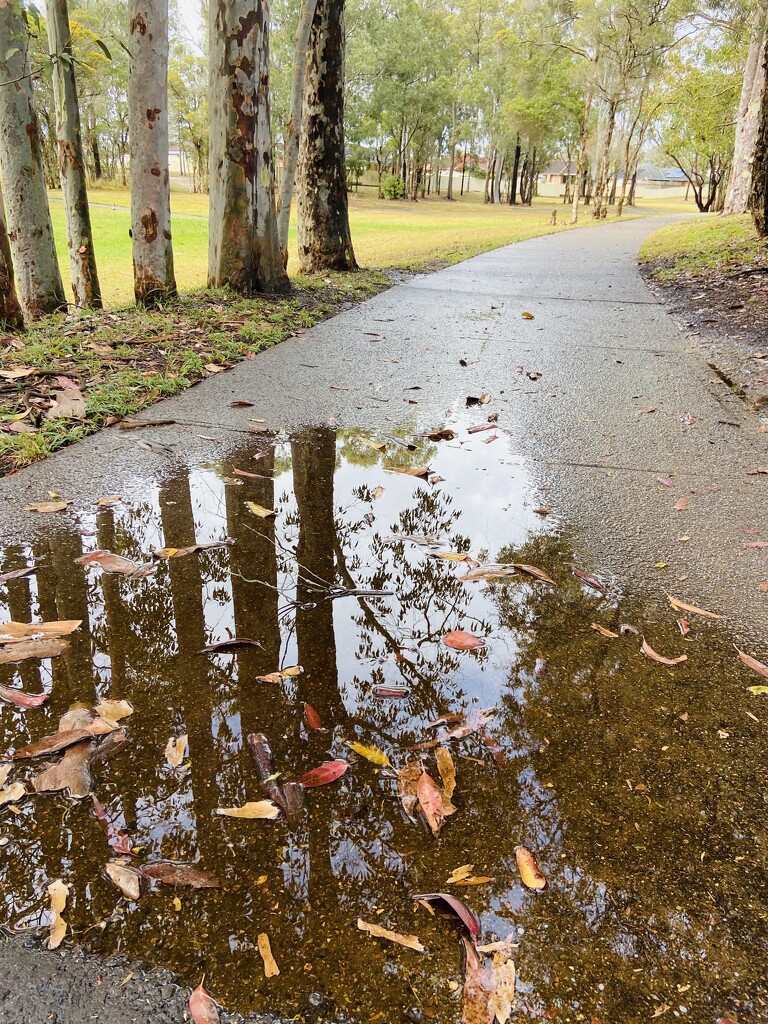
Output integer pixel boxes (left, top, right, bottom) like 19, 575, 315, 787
0, 423, 767, 1022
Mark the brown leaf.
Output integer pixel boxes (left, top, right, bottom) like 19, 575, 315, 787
34, 740, 94, 798
45, 386, 86, 421
97, 496, 122, 506
75, 550, 155, 577
105, 860, 142, 900
0, 638, 68, 666
141, 862, 220, 888
0, 619, 80, 644
444, 630, 486, 651
396, 763, 422, 822
94, 699, 134, 723
490, 952, 516, 1024
460, 563, 517, 582
466, 393, 492, 407
677, 618, 690, 637
15, 722, 113, 759
640, 639, 688, 667
153, 539, 234, 559
358, 919, 425, 952
373, 485, 384, 500
257, 932, 279, 977
639, 406, 656, 414
372, 685, 410, 698
435, 745, 457, 814
47, 880, 68, 949
515, 563, 556, 586
675, 496, 689, 511
444, 707, 497, 741
0, 683, 48, 708
296, 760, 349, 788
197, 637, 262, 654
461, 936, 495, 1024
0, 565, 36, 583
25, 501, 71, 513
736, 647, 768, 680
386, 465, 432, 478
571, 565, 606, 592
666, 595, 723, 619
303, 702, 324, 731
256, 665, 303, 683
744, 541, 768, 548
0, 782, 26, 807
189, 984, 221, 1024
165, 734, 188, 768
591, 623, 618, 638
515, 846, 547, 890
0, 366, 35, 380
412, 892, 480, 937
747, 466, 768, 475
417, 770, 445, 836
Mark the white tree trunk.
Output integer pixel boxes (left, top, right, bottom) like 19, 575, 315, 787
0, 179, 23, 329
724, 3, 768, 216
571, 92, 592, 224
47, 0, 102, 307
0, 0, 65, 318
276, 0, 317, 260
208, 0, 288, 291
128, 0, 176, 305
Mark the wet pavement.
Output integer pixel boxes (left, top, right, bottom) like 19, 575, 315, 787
1, 218, 768, 1023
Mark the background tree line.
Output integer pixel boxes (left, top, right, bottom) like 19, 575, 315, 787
0, 0, 767, 333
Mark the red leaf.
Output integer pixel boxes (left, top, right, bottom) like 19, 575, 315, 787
461, 936, 495, 1024
444, 630, 486, 651
296, 760, 349, 788
571, 565, 606, 592
91, 795, 135, 856
640, 639, 687, 666
416, 771, 444, 836
141, 862, 220, 888
303, 703, 324, 731
189, 983, 220, 1024
412, 892, 480, 937
736, 646, 768, 680
372, 685, 410, 699
0, 684, 48, 708
514, 563, 556, 586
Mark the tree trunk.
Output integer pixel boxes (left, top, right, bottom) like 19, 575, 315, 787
509, 136, 520, 204
627, 169, 637, 206
47, 0, 102, 308
90, 118, 103, 179
0, 180, 23, 330
446, 139, 456, 200
0, 0, 65, 318
128, 0, 176, 306
276, 0, 317, 261
571, 94, 591, 223
484, 150, 495, 203
296, 0, 357, 272
592, 100, 617, 220
751, 36, 768, 236
208, 0, 288, 291
724, 3, 768, 216
492, 153, 503, 204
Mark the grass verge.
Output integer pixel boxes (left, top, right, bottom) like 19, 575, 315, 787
638, 213, 768, 282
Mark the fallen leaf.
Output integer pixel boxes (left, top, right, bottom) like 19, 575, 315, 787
514, 563, 556, 586
0, 565, 36, 583
396, 762, 422, 822
591, 623, 618, 638
759, 581, 768, 592
0, 782, 26, 807
0, 766, 10, 788
657, 477, 675, 488
0, 683, 48, 707
105, 860, 142, 900
460, 563, 517, 582
303, 703, 324, 731
97, 496, 122, 506
230, 400, 254, 408
33, 740, 94, 798
357, 919, 425, 952
461, 936, 495, 1024
214, 800, 280, 819
677, 618, 690, 637
571, 565, 606, 592
0, 366, 35, 380
736, 647, 768, 680
356, 436, 386, 451
417, 770, 445, 836
667, 595, 723, 620
373, 685, 410, 698
15, 722, 113, 759
0, 619, 80, 644
477, 936, 518, 954
639, 406, 656, 414
429, 550, 476, 563
373, 486, 384, 500
425, 429, 456, 441
256, 665, 303, 683
744, 541, 768, 548
466, 393, 491, 407
94, 699, 133, 722
295, 759, 350, 789
205, 363, 227, 374
747, 466, 768, 475
141, 862, 220, 888
165, 734, 188, 768
245, 501, 277, 519
454, 876, 494, 886
619, 623, 640, 635
521, 311, 535, 320
435, 745, 457, 814
345, 740, 391, 767
748, 685, 768, 694
444, 707, 497, 741
189, 983, 221, 1024
447, 864, 475, 884
45, 386, 86, 420
641, 639, 688, 666
515, 846, 547, 890
490, 952, 516, 1024
25, 501, 71, 513
197, 637, 262, 654
75, 550, 155, 577
0, 638, 67, 665
91, 795, 134, 855
386, 465, 431, 478
412, 892, 480, 937
153, 539, 234, 559
651, 1005, 671, 1019
47, 880, 69, 949
257, 932, 279, 977
444, 630, 486, 651
675, 496, 689, 511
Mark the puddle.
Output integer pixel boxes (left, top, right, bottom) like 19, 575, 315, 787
0, 424, 767, 1022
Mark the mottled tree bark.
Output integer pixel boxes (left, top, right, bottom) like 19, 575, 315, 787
208, 0, 288, 292
724, 3, 768, 216
592, 99, 617, 220
128, 0, 176, 306
0, 0, 65, 318
750, 32, 768, 237
296, 0, 357, 272
276, 0, 317, 261
47, 0, 102, 308
509, 136, 520, 205
0, 180, 23, 330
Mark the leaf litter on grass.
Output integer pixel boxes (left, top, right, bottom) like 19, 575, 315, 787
0, 423, 764, 1023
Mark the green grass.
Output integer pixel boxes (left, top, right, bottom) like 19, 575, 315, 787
638, 212, 768, 282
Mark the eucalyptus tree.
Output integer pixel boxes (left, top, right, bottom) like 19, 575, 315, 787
724, 2, 768, 214
0, 0, 65, 317
0, 182, 23, 330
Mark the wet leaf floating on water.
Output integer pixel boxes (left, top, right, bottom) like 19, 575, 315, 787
91, 795, 135, 855
74, 550, 155, 577
189, 983, 221, 1024
296, 760, 349, 788
460, 563, 518, 582
444, 630, 486, 651
515, 846, 547, 890
105, 860, 142, 900
0, 766, 10, 789
424, 429, 456, 442
257, 932, 280, 977
153, 539, 235, 559
94, 699, 133, 723
640, 639, 688, 667
435, 745, 457, 814
386, 465, 432, 479
619, 623, 640, 636
255, 665, 303, 684
571, 565, 606, 593
303, 703, 324, 731
356, 436, 386, 451
197, 637, 262, 654
396, 763, 422, 822
165, 734, 188, 768
666, 595, 723, 620
97, 495, 122, 506
357, 919, 425, 952
0, 781, 26, 807
0, 638, 68, 665
514, 564, 556, 586
417, 770, 445, 837
247, 733, 305, 828
447, 864, 475, 884
141, 862, 221, 888
345, 740, 391, 768
476, 936, 518, 954
214, 800, 280, 819
0, 565, 36, 583
591, 623, 618, 638
245, 501, 277, 519
0, 683, 48, 707
0, 619, 81, 644
34, 741, 94, 798
372, 685, 410, 699
412, 893, 480, 938
373, 485, 384, 500
490, 952, 517, 1024
47, 880, 69, 950
91, 728, 128, 766
677, 618, 690, 637
14, 722, 114, 760
736, 647, 768, 680
26, 500, 71, 513
444, 708, 498, 742
461, 936, 495, 1024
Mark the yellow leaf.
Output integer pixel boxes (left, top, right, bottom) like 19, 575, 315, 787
0, 782, 25, 807
446, 863, 474, 884
258, 932, 280, 977
666, 595, 723, 620
356, 436, 385, 451
256, 665, 303, 683
95, 699, 134, 722
490, 953, 516, 1024
357, 919, 425, 952
173, 896, 181, 911
521, 311, 535, 319
47, 879, 68, 949
345, 740, 391, 767
214, 800, 280, 819
245, 502, 277, 519
515, 845, 547, 890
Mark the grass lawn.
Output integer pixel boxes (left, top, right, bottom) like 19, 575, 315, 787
638, 212, 768, 282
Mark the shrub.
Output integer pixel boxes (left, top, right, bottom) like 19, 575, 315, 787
382, 174, 406, 199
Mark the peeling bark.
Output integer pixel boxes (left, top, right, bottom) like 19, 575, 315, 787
725, 3, 768, 216
208, 0, 288, 292
0, 180, 23, 330
47, 0, 102, 308
128, 0, 176, 306
296, 0, 357, 273
751, 31, 768, 236
0, 0, 65, 318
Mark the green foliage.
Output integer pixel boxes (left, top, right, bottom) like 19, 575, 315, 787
381, 174, 406, 199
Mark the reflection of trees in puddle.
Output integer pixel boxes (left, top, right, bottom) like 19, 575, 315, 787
0, 427, 764, 1021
